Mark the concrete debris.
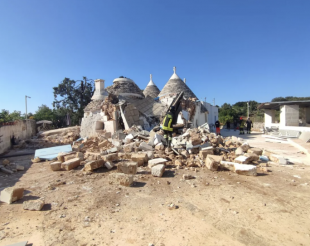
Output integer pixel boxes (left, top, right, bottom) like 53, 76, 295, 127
117, 161, 138, 174
0, 187, 24, 204
23, 199, 45, 211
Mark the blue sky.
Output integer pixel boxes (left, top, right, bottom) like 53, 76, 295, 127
0, 0, 309, 114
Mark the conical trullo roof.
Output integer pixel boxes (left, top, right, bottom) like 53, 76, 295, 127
143, 74, 160, 98
106, 77, 144, 98
158, 67, 197, 99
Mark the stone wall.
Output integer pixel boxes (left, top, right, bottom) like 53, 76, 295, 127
0, 120, 36, 154
253, 122, 264, 131
80, 113, 103, 138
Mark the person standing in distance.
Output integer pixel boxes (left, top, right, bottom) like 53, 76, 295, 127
246, 117, 253, 134
162, 106, 175, 150
215, 119, 221, 136
239, 117, 245, 135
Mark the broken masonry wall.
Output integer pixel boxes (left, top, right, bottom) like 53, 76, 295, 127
123, 104, 145, 129
192, 103, 208, 128
80, 113, 104, 138
0, 120, 36, 154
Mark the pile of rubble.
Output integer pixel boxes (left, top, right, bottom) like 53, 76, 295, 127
0, 159, 25, 174
24, 126, 80, 149
31, 123, 289, 187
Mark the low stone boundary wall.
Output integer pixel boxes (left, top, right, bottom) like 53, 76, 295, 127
0, 120, 36, 154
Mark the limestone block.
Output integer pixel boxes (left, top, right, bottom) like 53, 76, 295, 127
234, 163, 257, 176
235, 147, 244, 156
98, 140, 109, 148
154, 134, 164, 145
219, 161, 235, 171
155, 143, 165, 150
118, 152, 132, 159
206, 156, 219, 171
23, 199, 45, 211
16, 165, 25, 171
64, 154, 76, 161
85, 151, 101, 160
131, 153, 148, 166
105, 161, 114, 170
2, 159, 10, 165
269, 154, 288, 165
102, 153, 118, 162
263, 149, 275, 158
61, 158, 81, 171
181, 150, 190, 158
174, 159, 183, 166
0, 187, 24, 204
234, 155, 251, 164
125, 134, 134, 140
123, 142, 136, 153
107, 147, 119, 153
244, 153, 259, 162
151, 164, 165, 177
146, 151, 154, 160
199, 148, 214, 160
139, 142, 153, 151
241, 142, 250, 152
84, 160, 104, 171
105, 120, 117, 134
117, 161, 138, 174
57, 155, 65, 163
148, 158, 168, 168
109, 173, 134, 186
112, 139, 122, 147
76, 152, 85, 161
50, 161, 62, 171
247, 148, 263, 155
206, 154, 223, 163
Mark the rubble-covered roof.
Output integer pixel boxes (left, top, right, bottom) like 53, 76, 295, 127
143, 74, 160, 98
158, 67, 197, 99
125, 96, 168, 117
106, 77, 144, 98
84, 100, 104, 112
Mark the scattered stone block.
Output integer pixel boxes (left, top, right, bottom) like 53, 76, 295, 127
244, 153, 259, 162
117, 161, 138, 174
206, 156, 219, 171
139, 142, 153, 151
199, 148, 214, 160
107, 147, 119, 153
109, 173, 134, 186
234, 163, 257, 176
181, 150, 190, 158
234, 155, 251, 164
148, 158, 168, 168
235, 147, 244, 156
23, 199, 45, 211
102, 153, 118, 162
155, 143, 165, 150
154, 134, 164, 145
174, 160, 183, 166
146, 151, 154, 160
2, 159, 10, 165
269, 154, 288, 165
16, 165, 25, 171
61, 158, 81, 171
219, 161, 235, 171
0, 187, 24, 204
31, 157, 41, 163
105, 161, 114, 170
84, 160, 104, 171
64, 154, 76, 161
112, 139, 122, 147
118, 152, 132, 159
50, 161, 62, 171
241, 142, 250, 152
151, 164, 165, 177
183, 174, 194, 180
247, 148, 263, 155
98, 140, 109, 148
131, 153, 148, 166
123, 143, 136, 153
260, 166, 268, 172
76, 152, 84, 161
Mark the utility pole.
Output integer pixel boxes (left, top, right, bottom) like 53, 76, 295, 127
25, 95, 31, 120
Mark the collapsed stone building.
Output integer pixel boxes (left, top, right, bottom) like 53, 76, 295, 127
80, 67, 218, 138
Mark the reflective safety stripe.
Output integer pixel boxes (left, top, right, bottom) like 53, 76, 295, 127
164, 135, 167, 138
162, 113, 174, 131
168, 137, 172, 140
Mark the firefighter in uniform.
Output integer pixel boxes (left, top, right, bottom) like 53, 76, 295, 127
162, 106, 175, 149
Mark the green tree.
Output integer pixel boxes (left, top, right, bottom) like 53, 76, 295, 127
0, 109, 24, 123
53, 77, 94, 125
34, 105, 55, 121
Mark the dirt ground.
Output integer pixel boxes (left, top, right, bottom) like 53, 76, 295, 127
1, 131, 310, 246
